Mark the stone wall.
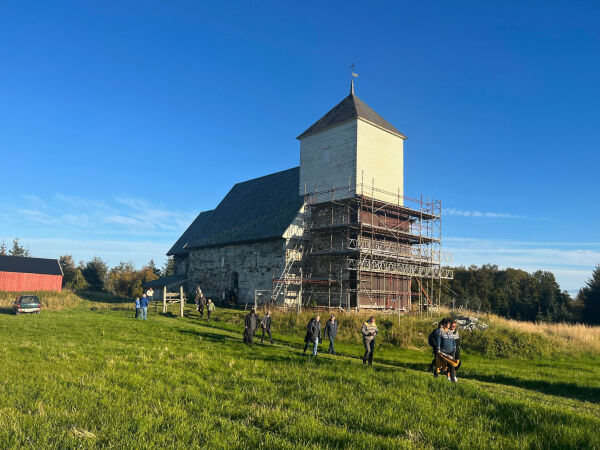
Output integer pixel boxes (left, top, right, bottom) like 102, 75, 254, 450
187, 239, 286, 304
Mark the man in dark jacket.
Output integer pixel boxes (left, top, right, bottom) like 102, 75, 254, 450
260, 311, 273, 344
244, 308, 258, 345
303, 316, 321, 356
324, 314, 339, 355
140, 294, 149, 321
198, 294, 207, 318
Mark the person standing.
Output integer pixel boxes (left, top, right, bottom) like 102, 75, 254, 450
244, 308, 258, 345
140, 294, 149, 320
261, 311, 273, 344
450, 319, 461, 378
436, 319, 457, 382
198, 294, 207, 318
207, 299, 215, 321
428, 319, 448, 377
303, 316, 321, 356
146, 288, 154, 303
361, 316, 378, 365
134, 297, 141, 319
324, 314, 339, 355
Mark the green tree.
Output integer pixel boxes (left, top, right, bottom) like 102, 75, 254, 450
577, 265, 600, 325
0, 241, 6, 255
9, 238, 30, 257
147, 259, 161, 278
59, 255, 77, 287
67, 268, 89, 291
161, 256, 175, 277
82, 256, 109, 291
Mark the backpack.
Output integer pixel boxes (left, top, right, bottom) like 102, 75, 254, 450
428, 329, 438, 348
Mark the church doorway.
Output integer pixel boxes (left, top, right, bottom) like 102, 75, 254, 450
231, 271, 239, 301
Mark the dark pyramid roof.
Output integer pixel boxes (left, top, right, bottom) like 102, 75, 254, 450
179, 167, 303, 251
0, 255, 63, 276
167, 210, 214, 256
297, 90, 406, 140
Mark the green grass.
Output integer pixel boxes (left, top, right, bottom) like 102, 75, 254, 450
0, 301, 598, 449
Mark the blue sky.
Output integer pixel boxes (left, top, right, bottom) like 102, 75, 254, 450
1, 1, 599, 294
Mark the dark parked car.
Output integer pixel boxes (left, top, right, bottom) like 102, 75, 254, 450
12, 295, 41, 315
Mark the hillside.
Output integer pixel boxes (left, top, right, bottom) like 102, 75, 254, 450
0, 294, 598, 448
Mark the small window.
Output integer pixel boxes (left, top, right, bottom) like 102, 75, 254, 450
322, 150, 330, 162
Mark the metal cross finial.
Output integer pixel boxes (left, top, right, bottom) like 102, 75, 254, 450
349, 63, 358, 94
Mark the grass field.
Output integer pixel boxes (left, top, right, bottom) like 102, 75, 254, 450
0, 297, 598, 449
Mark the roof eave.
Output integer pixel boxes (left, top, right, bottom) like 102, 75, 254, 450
357, 117, 407, 140
297, 117, 407, 141
296, 117, 357, 140
185, 235, 284, 251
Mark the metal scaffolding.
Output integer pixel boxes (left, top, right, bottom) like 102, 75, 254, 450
292, 179, 453, 312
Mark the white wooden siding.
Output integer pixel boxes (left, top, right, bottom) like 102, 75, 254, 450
299, 120, 357, 201
356, 119, 404, 204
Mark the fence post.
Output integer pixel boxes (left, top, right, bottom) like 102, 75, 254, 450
163, 286, 167, 314
180, 285, 184, 317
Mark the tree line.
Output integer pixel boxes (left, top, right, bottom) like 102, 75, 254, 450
0, 238, 31, 257
4, 238, 599, 324
443, 264, 599, 325
58, 255, 175, 298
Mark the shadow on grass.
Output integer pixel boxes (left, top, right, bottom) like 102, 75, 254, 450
177, 328, 242, 345
462, 372, 600, 404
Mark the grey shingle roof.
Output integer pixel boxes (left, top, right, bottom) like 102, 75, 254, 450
167, 210, 214, 256
178, 167, 303, 251
0, 255, 63, 276
142, 274, 186, 288
297, 93, 406, 140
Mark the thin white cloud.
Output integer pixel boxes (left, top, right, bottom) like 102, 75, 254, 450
2, 193, 195, 238
444, 208, 526, 219
445, 236, 600, 293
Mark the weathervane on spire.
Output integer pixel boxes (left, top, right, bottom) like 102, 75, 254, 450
349, 63, 358, 94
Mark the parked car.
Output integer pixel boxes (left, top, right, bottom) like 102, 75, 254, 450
12, 295, 41, 315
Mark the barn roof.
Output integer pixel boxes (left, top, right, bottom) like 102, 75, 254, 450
297, 89, 406, 140
178, 167, 303, 251
0, 255, 63, 276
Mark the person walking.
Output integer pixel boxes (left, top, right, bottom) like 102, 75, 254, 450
134, 297, 141, 319
140, 294, 149, 320
303, 316, 321, 356
244, 308, 258, 345
428, 318, 448, 377
361, 316, 378, 365
146, 288, 154, 303
261, 311, 273, 344
198, 294, 207, 318
436, 319, 457, 382
450, 319, 461, 379
207, 299, 215, 321
324, 314, 339, 355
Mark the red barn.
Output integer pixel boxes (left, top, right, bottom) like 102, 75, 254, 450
0, 255, 63, 292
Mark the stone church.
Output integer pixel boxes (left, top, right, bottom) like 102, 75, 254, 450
161, 82, 450, 309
